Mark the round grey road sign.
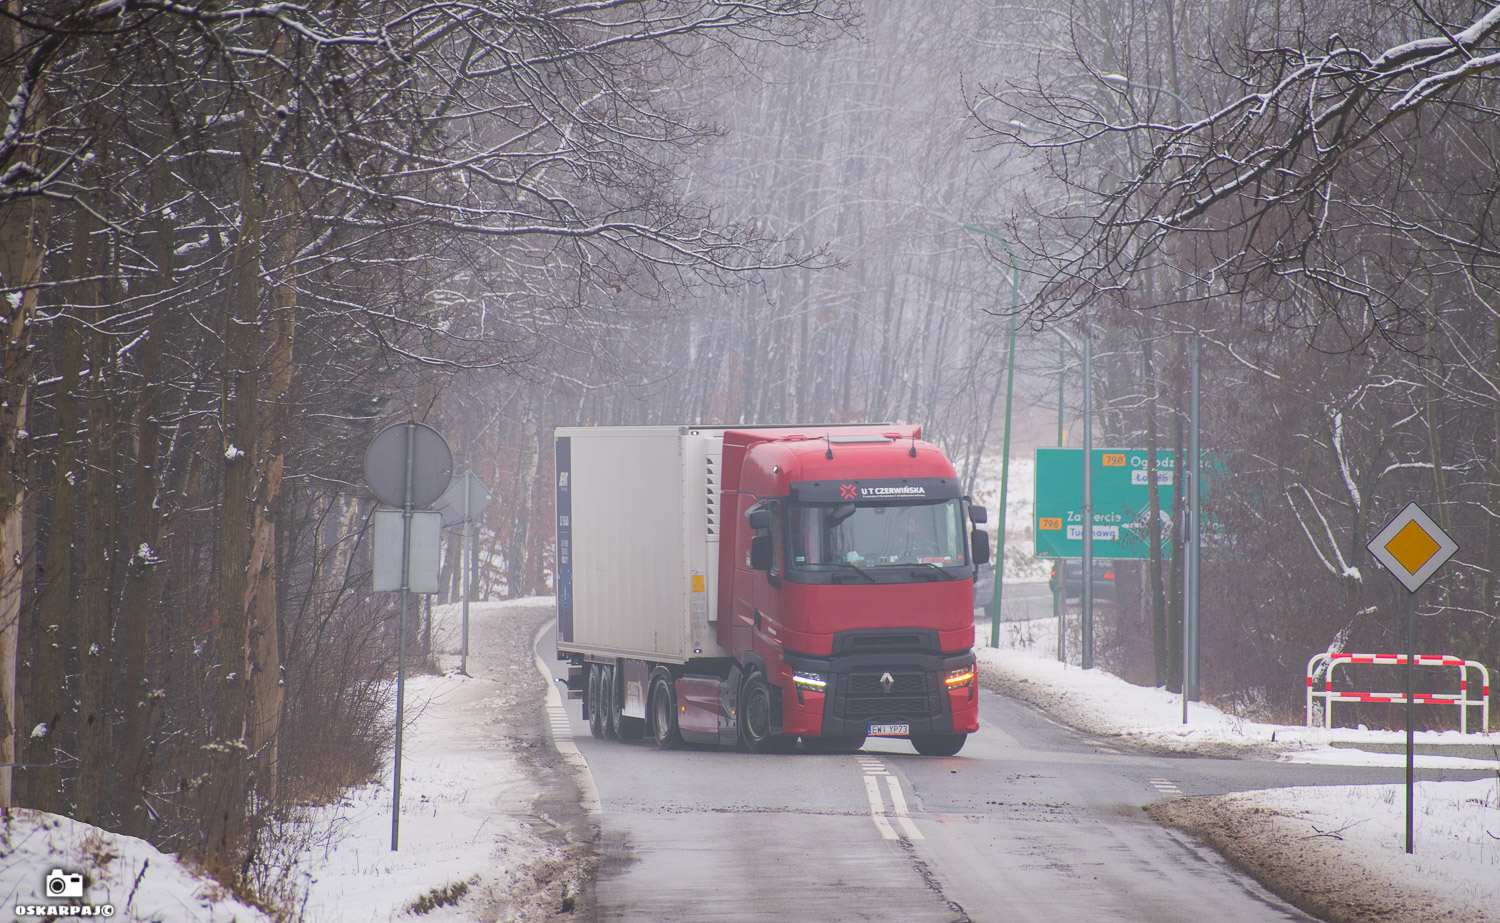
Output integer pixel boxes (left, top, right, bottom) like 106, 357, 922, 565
365, 422, 453, 508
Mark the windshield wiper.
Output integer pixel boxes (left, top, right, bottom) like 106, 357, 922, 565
908, 562, 958, 581
828, 561, 877, 583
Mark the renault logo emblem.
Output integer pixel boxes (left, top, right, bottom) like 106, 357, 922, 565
880, 671, 894, 693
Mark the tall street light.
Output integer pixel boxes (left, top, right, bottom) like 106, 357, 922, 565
960, 223, 1019, 650
1101, 72, 1203, 705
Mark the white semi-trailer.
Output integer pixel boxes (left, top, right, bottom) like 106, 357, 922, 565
556, 423, 988, 754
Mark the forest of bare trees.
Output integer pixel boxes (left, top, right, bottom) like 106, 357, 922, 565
974, 0, 1500, 707
4, 0, 1500, 909
0, 0, 854, 896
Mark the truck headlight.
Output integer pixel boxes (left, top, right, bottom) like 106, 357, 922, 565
793, 670, 827, 691
945, 666, 976, 688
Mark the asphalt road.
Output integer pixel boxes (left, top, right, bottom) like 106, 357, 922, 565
537, 632, 1489, 923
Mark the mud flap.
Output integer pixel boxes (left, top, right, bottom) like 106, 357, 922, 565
720, 663, 743, 747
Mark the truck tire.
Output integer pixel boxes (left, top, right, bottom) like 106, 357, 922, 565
601, 663, 621, 740
587, 664, 606, 739
911, 733, 968, 757
648, 673, 682, 750
739, 671, 791, 753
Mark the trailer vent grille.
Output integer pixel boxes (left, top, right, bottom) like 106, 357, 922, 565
704, 452, 721, 540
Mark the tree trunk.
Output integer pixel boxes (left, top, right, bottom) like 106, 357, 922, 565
117, 157, 171, 836
24, 213, 90, 813
76, 237, 115, 825
1144, 331, 1168, 686
1165, 347, 1186, 694
0, 122, 48, 808
247, 180, 296, 807
508, 396, 540, 597
201, 138, 265, 864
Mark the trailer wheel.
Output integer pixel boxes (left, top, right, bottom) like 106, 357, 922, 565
601, 664, 621, 740
586, 664, 606, 739
911, 732, 968, 757
648, 673, 682, 750
739, 671, 791, 753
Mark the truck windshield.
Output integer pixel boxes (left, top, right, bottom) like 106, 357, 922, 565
787, 499, 968, 578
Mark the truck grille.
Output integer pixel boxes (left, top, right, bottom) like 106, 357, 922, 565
833, 668, 940, 720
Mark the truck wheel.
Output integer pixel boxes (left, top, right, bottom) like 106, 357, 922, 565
803, 735, 866, 754
739, 672, 791, 753
601, 664, 621, 740
649, 674, 682, 750
586, 664, 606, 739
911, 733, 968, 757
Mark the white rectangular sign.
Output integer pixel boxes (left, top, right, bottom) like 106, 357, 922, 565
373, 509, 443, 594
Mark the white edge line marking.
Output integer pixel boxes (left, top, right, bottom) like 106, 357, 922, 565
863, 775, 898, 840
884, 775, 924, 840
533, 619, 602, 815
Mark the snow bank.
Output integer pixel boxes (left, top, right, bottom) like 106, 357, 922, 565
0, 810, 275, 922
980, 618, 1500, 920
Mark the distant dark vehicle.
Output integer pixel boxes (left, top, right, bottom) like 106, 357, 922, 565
1050, 560, 1116, 602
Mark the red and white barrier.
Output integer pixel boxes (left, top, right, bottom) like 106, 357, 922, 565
1305, 652, 1491, 733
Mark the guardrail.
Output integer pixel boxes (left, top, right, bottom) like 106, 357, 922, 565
1305, 652, 1491, 732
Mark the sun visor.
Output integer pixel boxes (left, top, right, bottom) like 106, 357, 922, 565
789, 478, 961, 502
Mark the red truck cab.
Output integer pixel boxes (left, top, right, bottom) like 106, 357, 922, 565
717, 426, 985, 755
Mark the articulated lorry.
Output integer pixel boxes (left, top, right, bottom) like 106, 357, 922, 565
555, 424, 989, 755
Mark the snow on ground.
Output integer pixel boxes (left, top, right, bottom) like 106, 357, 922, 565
0, 811, 277, 921
0, 599, 577, 923
980, 613, 1500, 920
297, 597, 577, 922
980, 625, 1500, 769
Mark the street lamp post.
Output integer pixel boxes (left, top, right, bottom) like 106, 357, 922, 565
961, 224, 1020, 650
1081, 325, 1095, 669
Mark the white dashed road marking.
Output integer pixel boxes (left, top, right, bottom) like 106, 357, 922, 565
857, 755, 923, 840
1148, 778, 1183, 798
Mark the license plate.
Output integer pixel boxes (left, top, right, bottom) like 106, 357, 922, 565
868, 723, 910, 737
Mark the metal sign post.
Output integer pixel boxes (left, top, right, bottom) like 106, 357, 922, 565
364, 421, 452, 851
1366, 501, 1458, 855
436, 472, 493, 676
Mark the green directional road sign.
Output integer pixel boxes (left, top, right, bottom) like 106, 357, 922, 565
1034, 447, 1177, 559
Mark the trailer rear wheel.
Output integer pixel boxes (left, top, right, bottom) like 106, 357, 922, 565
649, 673, 682, 750
911, 732, 967, 756
601, 664, 622, 740
586, 664, 606, 739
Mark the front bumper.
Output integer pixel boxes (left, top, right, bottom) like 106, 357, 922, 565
783, 629, 978, 737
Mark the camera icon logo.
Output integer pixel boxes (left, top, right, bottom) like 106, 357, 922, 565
45, 869, 85, 899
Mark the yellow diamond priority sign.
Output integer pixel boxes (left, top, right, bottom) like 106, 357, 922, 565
1367, 502, 1457, 593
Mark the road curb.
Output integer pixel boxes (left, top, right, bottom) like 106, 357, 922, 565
532, 618, 603, 815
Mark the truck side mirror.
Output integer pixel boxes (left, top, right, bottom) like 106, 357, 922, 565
747, 509, 772, 530
968, 502, 988, 525
971, 529, 991, 565
750, 534, 773, 570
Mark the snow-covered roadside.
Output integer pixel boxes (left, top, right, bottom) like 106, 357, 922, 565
0, 599, 588, 923
297, 598, 590, 922
978, 619, 1500, 922
0, 811, 278, 921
